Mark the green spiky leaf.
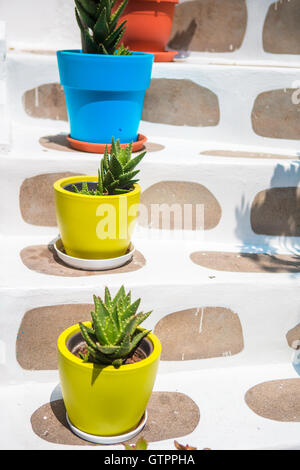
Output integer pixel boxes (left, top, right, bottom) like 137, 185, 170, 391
93, 7, 109, 43
79, 0, 98, 17
71, 138, 146, 196
75, 0, 131, 55
109, 154, 123, 178
75, 0, 95, 28
78, 287, 153, 368
123, 152, 146, 172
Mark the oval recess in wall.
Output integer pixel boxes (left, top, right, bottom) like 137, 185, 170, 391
245, 379, 300, 422
168, 0, 247, 53
251, 187, 300, 236
252, 89, 300, 140
23, 83, 67, 121
263, 1, 300, 54
19, 172, 80, 226
286, 323, 300, 350
142, 78, 220, 127
139, 181, 222, 230
190, 250, 300, 273
154, 307, 244, 361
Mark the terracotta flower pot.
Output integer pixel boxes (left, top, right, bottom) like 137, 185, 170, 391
118, 0, 179, 62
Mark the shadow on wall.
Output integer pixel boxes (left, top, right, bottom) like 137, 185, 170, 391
235, 161, 300, 259
234, 155, 300, 372
168, 18, 197, 52
168, 0, 248, 53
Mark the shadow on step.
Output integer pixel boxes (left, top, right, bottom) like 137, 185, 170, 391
31, 392, 200, 446
235, 163, 300, 257
39, 134, 165, 154
20, 243, 146, 277
191, 251, 300, 273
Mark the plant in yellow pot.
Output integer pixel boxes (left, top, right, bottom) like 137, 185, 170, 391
58, 286, 161, 444
53, 139, 145, 262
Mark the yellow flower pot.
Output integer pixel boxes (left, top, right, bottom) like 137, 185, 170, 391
53, 176, 141, 259
57, 323, 161, 437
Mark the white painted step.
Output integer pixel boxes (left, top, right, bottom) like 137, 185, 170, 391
5, 51, 300, 152
1, 125, 300, 250
1, 235, 300, 383
0, 21, 9, 151
1, 362, 300, 450
2, 0, 300, 68
2, 2, 300, 450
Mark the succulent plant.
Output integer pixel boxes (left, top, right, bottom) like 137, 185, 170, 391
79, 286, 152, 368
72, 137, 146, 196
75, 0, 131, 55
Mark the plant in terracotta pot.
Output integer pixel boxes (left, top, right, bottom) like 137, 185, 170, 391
56, 0, 154, 152
53, 138, 145, 261
58, 286, 161, 443
116, 0, 179, 62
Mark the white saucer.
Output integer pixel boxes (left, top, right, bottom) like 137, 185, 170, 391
53, 237, 135, 271
66, 411, 147, 445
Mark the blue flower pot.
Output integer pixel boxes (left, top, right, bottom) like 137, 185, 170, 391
56, 50, 154, 144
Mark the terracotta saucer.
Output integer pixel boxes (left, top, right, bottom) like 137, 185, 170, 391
153, 50, 178, 62
67, 133, 147, 154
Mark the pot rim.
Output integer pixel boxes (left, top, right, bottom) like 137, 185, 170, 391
57, 49, 155, 60
58, 322, 161, 373
54, 176, 141, 200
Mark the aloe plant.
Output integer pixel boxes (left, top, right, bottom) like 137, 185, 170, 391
79, 286, 152, 368
72, 137, 146, 196
75, 0, 131, 55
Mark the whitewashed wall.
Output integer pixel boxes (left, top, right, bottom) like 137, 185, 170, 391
0, 0, 81, 51
0, 0, 299, 66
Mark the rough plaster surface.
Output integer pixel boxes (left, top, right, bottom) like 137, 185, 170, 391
23, 84, 67, 121
286, 324, 300, 350
142, 79, 220, 127
139, 181, 221, 230
190, 251, 300, 273
169, 0, 247, 52
200, 150, 300, 160
16, 304, 93, 370
263, 0, 300, 54
20, 245, 146, 277
19, 172, 78, 226
251, 187, 300, 236
252, 89, 300, 140
39, 135, 76, 152
154, 307, 244, 361
245, 379, 300, 422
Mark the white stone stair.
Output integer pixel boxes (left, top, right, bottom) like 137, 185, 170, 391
1, 0, 300, 450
